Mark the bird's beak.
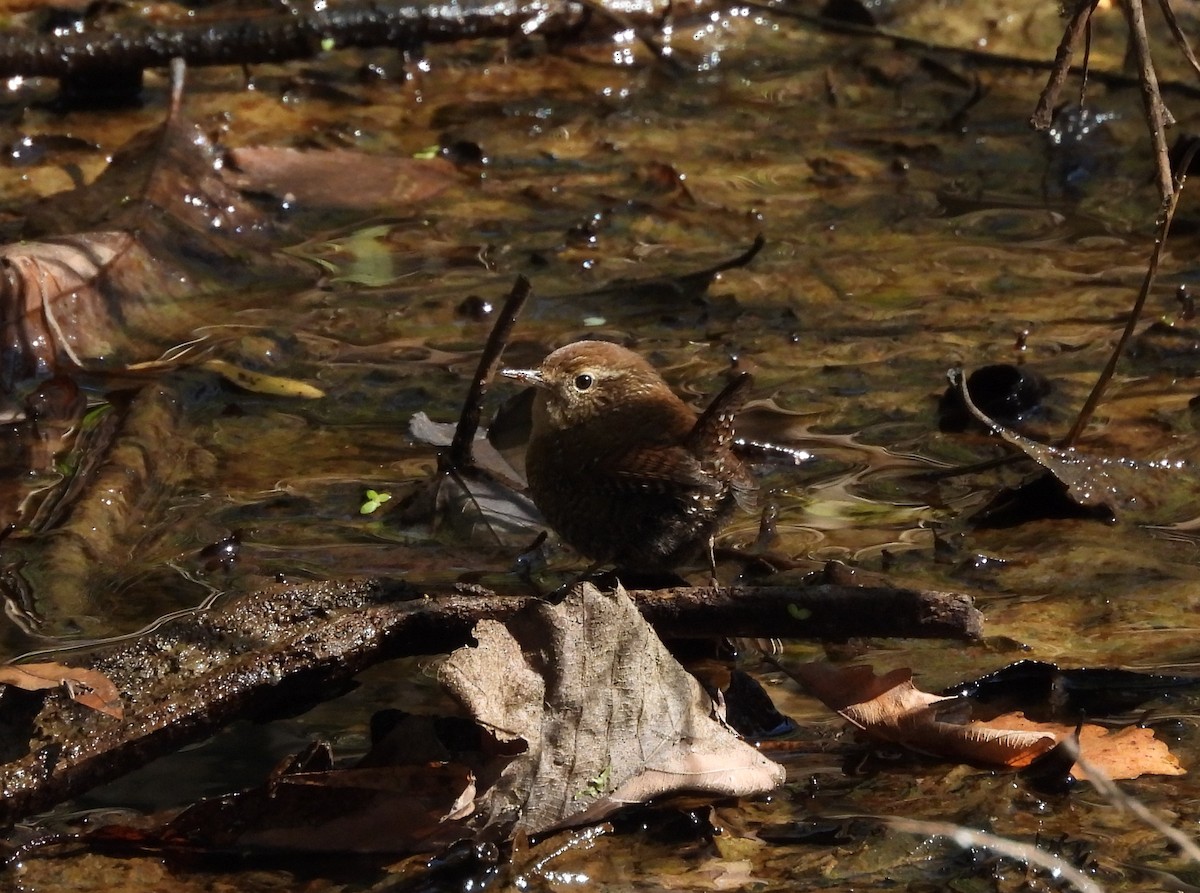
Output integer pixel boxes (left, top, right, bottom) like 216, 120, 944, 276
500, 368, 547, 388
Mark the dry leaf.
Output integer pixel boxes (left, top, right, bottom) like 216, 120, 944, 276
981, 713, 1185, 780
226, 147, 460, 210
201, 359, 325, 399
0, 661, 123, 718
439, 582, 786, 836
793, 662, 1055, 767
951, 367, 1196, 521
797, 662, 1183, 779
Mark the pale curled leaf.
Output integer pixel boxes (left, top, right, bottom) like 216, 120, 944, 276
438, 583, 785, 836
406, 412, 542, 546
0, 233, 132, 381
0, 661, 123, 718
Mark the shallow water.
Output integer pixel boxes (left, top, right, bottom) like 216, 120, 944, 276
5, 0, 1200, 889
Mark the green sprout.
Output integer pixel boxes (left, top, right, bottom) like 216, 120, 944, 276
360, 489, 392, 515
577, 763, 611, 800
787, 604, 812, 621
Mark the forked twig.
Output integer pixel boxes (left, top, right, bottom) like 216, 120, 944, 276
1031, 0, 1100, 130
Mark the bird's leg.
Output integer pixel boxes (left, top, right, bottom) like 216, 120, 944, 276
706, 535, 719, 587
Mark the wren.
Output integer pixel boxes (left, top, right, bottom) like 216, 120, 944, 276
501, 340, 754, 573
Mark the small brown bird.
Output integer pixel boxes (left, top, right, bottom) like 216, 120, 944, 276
501, 340, 754, 573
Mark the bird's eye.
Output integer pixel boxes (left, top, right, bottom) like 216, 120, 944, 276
574, 373, 594, 391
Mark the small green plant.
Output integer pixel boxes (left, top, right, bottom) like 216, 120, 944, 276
360, 489, 392, 515
577, 763, 611, 800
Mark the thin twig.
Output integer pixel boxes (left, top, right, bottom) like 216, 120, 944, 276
745, 1, 1200, 101
1031, 0, 1099, 130
1061, 141, 1197, 445
445, 276, 531, 472
1079, 4, 1093, 107
1070, 746, 1200, 868
885, 817, 1105, 893
1154, 0, 1200, 82
1125, 0, 1175, 200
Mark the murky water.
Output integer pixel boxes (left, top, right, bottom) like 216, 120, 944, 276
5, 0, 1200, 889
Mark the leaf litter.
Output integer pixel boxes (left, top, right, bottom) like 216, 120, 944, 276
0, 58, 318, 406
2, 0, 1200, 888
0, 59, 369, 636
790, 661, 1184, 781
81, 582, 784, 855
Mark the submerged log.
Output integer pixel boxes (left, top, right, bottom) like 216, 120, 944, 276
0, 0, 601, 82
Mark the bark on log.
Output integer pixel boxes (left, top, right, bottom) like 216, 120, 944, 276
0, 1, 598, 81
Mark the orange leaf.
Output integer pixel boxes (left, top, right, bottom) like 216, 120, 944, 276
0, 662, 123, 719
982, 713, 1185, 780
794, 662, 1055, 768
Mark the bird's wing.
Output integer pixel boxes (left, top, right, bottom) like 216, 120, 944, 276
598, 442, 721, 495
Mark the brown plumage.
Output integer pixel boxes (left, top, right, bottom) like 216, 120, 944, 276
501, 340, 754, 571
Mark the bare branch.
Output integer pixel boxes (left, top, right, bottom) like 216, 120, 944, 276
0, 576, 980, 826
1125, 0, 1175, 200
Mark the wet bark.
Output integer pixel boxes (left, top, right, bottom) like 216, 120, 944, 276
0, 0, 600, 81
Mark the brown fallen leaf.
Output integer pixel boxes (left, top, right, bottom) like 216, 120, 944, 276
1, 60, 307, 399
980, 714, 1185, 781
439, 582, 786, 836
225, 147, 461, 211
793, 662, 1055, 768
0, 661, 123, 718
794, 662, 1185, 779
